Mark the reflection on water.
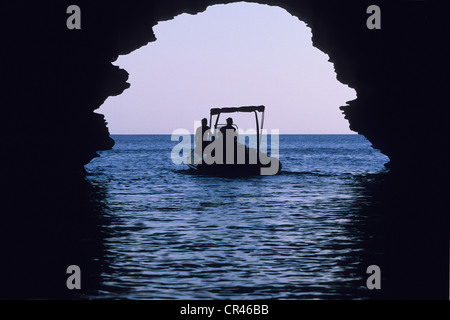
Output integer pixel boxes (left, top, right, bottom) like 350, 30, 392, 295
89, 172, 384, 300
1, 135, 449, 300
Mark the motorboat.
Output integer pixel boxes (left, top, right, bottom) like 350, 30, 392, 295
187, 105, 281, 176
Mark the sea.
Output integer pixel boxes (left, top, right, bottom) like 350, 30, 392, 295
79, 134, 393, 299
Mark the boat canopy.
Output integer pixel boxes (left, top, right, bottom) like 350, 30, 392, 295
209, 105, 266, 158
210, 105, 265, 116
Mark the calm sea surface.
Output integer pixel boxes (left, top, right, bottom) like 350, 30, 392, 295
83, 134, 390, 299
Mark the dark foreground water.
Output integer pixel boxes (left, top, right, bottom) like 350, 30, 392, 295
3, 134, 449, 300
83, 134, 390, 299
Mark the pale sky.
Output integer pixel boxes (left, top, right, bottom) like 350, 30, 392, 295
99, 2, 357, 134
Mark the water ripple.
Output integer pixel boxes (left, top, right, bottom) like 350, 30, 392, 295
84, 135, 390, 299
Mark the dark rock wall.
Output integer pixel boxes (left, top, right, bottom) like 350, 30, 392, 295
2, 0, 449, 301
2, 0, 448, 176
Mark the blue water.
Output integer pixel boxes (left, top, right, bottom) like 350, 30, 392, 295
84, 134, 390, 299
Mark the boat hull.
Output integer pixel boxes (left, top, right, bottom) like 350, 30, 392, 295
187, 151, 281, 176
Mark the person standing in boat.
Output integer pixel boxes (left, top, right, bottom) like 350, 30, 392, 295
220, 117, 237, 164
195, 118, 211, 163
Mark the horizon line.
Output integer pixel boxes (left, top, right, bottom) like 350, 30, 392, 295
109, 132, 358, 135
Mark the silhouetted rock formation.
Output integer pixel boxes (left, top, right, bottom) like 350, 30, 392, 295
1, 1, 449, 300
2, 1, 448, 176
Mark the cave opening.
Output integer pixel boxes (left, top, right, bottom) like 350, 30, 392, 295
98, 2, 356, 135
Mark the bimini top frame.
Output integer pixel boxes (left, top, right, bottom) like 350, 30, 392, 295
209, 105, 266, 161
210, 105, 265, 115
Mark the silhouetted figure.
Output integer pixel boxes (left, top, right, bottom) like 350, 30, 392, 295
195, 118, 211, 162
219, 117, 236, 136
220, 117, 237, 164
